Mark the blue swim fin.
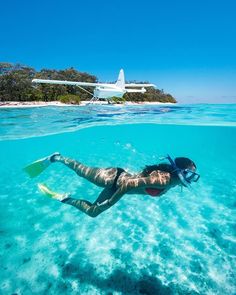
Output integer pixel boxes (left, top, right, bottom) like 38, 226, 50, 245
23, 153, 59, 178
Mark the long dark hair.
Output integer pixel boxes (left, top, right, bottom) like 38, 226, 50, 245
140, 157, 196, 177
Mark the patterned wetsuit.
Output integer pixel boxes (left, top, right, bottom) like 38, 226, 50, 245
62, 165, 125, 217
53, 155, 169, 217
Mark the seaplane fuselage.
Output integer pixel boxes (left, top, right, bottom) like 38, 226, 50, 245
94, 86, 125, 98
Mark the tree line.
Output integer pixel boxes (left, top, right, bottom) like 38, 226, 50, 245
0, 63, 176, 103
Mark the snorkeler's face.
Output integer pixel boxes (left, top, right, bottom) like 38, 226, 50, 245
166, 155, 199, 187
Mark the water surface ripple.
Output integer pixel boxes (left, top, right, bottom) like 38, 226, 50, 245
0, 103, 235, 140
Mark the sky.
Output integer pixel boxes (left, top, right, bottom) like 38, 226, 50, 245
0, 0, 236, 103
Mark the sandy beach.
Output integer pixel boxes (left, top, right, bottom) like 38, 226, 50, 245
0, 101, 72, 108
0, 101, 175, 108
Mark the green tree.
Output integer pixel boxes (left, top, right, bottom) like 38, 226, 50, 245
0, 63, 37, 101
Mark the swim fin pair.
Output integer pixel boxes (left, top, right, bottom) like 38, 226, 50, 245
23, 154, 69, 201
23, 152, 60, 178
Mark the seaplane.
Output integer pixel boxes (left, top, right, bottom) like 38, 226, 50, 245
32, 69, 156, 104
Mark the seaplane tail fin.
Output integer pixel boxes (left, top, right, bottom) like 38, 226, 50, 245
116, 69, 125, 89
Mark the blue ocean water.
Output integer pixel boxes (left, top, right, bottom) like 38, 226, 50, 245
0, 104, 236, 295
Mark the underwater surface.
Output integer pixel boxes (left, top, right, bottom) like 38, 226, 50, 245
0, 104, 236, 294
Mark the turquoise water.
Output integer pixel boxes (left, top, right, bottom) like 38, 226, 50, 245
0, 104, 236, 294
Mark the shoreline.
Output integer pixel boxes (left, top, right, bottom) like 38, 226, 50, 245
0, 101, 175, 108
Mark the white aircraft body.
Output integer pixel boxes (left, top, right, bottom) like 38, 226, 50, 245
32, 69, 155, 103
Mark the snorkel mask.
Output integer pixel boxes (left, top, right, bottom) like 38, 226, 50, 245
165, 154, 200, 187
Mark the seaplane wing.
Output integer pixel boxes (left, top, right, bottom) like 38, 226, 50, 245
125, 83, 155, 88
125, 88, 146, 93
32, 79, 115, 88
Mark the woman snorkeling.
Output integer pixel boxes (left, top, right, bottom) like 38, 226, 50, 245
24, 153, 200, 218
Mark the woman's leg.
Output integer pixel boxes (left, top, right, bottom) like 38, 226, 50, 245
62, 187, 116, 218
62, 199, 101, 217
53, 155, 117, 188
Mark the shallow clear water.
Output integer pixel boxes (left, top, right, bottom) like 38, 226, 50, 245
0, 104, 236, 294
